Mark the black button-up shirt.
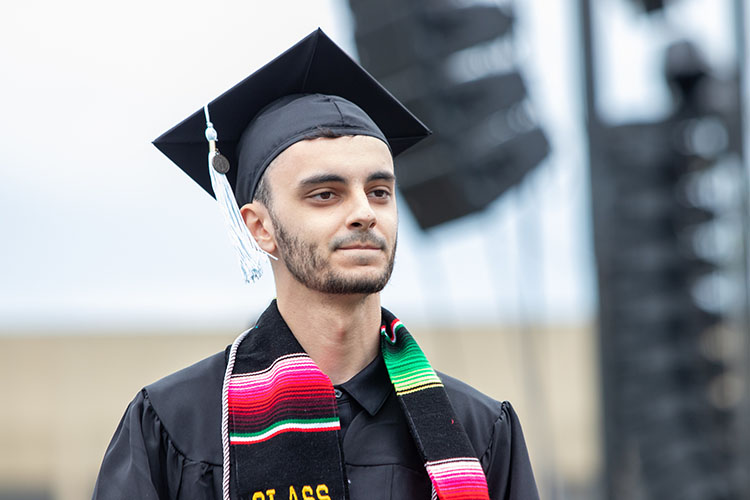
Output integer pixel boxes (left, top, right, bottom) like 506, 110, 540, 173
335, 353, 390, 440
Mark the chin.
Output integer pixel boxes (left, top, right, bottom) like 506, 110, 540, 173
316, 267, 393, 295
338, 264, 388, 279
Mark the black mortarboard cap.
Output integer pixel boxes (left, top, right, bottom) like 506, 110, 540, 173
153, 28, 431, 205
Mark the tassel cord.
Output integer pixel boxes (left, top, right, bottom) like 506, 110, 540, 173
203, 104, 276, 284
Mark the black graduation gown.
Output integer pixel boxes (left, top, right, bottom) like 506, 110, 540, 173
93, 348, 539, 500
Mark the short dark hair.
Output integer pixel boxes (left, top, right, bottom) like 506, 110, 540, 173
253, 174, 272, 207
251, 128, 349, 207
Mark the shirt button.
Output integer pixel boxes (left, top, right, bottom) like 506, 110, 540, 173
334, 389, 343, 398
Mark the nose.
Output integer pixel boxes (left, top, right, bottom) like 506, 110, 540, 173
347, 192, 376, 230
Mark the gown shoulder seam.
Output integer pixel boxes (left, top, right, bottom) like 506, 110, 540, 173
480, 400, 510, 463
141, 388, 223, 467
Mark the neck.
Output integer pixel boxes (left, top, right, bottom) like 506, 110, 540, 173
275, 285, 382, 385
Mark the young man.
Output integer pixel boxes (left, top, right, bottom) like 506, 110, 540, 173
93, 30, 539, 500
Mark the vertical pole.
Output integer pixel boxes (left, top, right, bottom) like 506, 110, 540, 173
731, 0, 750, 496
577, 0, 614, 498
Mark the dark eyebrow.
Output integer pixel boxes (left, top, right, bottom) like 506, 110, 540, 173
366, 171, 396, 183
298, 174, 347, 187
298, 171, 395, 187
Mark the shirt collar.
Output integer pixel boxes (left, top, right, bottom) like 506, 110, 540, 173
337, 353, 391, 416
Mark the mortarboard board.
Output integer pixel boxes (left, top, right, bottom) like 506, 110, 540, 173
153, 28, 431, 205
152, 28, 431, 283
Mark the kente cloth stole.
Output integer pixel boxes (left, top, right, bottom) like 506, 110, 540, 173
222, 301, 490, 500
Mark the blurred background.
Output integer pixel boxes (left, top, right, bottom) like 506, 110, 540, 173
1, 0, 748, 499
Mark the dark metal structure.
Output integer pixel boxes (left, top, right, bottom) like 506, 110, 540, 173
346, 0, 548, 229
579, 0, 750, 498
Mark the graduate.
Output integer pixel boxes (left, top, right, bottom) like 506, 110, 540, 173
93, 29, 539, 500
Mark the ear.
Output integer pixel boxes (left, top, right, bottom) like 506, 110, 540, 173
240, 202, 277, 255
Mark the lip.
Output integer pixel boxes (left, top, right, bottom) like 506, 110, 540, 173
337, 245, 382, 250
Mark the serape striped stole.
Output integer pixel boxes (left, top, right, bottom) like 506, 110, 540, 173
225, 305, 347, 500
224, 302, 490, 499
381, 312, 490, 500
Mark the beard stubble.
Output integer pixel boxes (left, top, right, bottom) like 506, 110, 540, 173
271, 215, 396, 295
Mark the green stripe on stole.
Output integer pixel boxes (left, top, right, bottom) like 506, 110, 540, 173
382, 325, 443, 395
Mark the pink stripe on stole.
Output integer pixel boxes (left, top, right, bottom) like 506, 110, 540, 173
426, 458, 490, 500
229, 391, 333, 416
229, 355, 328, 388
229, 380, 333, 408
228, 355, 335, 416
230, 368, 329, 390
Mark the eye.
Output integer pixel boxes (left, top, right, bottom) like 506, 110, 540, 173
310, 191, 336, 201
369, 189, 391, 200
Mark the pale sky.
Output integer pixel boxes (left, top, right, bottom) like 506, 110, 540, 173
0, 0, 733, 334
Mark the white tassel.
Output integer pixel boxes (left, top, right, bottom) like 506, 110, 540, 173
204, 105, 276, 284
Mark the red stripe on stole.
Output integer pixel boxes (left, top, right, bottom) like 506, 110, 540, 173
229, 367, 333, 402
229, 387, 335, 412
230, 379, 333, 396
229, 397, 336, 426
230, 366, 329, 385
230, 372, 332, 395
230, 397, 336, 415
228, 356, 337, 430
230, 401, 336, 419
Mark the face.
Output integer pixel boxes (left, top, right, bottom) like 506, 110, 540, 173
260, 135, 398, 295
